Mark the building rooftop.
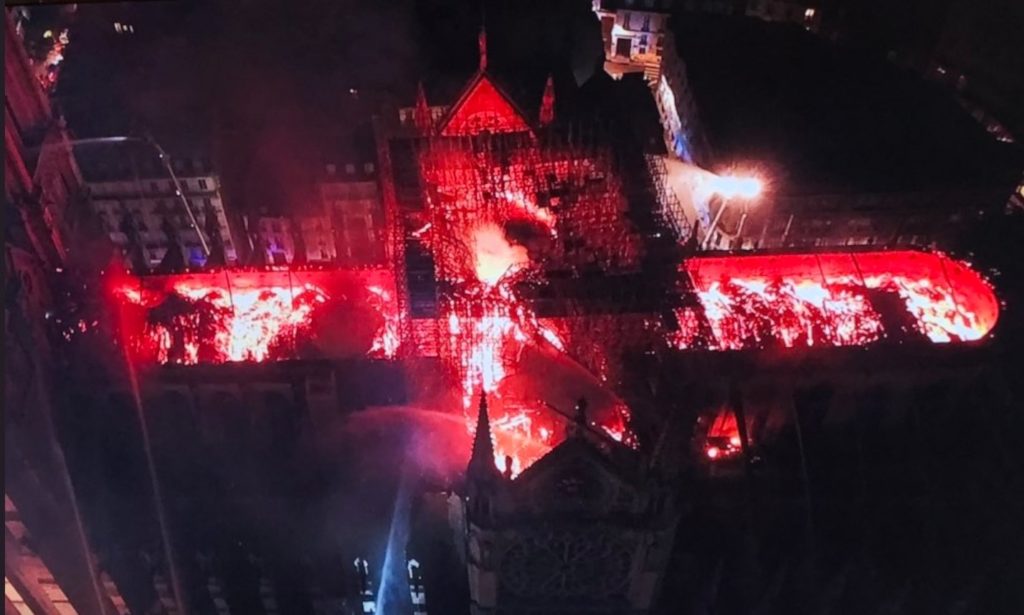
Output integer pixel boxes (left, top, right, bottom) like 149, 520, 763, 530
74, 140, 215, 182
400, 65, 577, 127
596, 0, 674, 12
671, 15, 1023, 195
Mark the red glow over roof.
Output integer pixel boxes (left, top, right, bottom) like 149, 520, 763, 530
440, 74, 531, 136
674, 250, 999, 350
110, 269, 399, 365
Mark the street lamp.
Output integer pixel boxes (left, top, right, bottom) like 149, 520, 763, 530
701, 174, 762, 250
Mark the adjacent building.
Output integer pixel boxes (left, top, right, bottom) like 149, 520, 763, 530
5, 11, 83, 271
297, 214, 337, 263
76, 141, 242, 270
5, 9, 130, 615
651, 30, 706, 163
592, 0, 673, 80
319, 160, 385, 266
654, 15, 1023, 250
246, 160, 385, 266
252, 215, 296, 265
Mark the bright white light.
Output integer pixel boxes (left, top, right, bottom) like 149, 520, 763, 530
710, 175, 762, 200
470, 223, 529, 286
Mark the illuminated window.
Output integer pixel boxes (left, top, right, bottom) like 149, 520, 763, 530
804, 7, 815, 19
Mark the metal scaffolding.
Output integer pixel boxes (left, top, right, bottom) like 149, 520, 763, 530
379, 115, 684, 388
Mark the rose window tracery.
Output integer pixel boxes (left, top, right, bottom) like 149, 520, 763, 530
500, 530, 632, 598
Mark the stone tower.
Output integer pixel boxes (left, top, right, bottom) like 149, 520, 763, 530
462, 398, 678, 614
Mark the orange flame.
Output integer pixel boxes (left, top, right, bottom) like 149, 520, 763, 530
115, 274, 400, 364
367, 285, 401, 358
675, 252, 999, 350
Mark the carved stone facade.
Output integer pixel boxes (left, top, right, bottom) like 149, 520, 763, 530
463, 397, 677, 614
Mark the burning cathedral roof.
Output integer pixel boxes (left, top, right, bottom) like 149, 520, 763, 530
101, 35, 1002, 480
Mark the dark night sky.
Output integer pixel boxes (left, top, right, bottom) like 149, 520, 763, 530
56, 0, 603, 215
670, 14, 1023, 195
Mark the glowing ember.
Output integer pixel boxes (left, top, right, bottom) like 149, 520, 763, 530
443, 282, 563, 474
473, 400, 631, 477
367, 285, 401, 358
499, 190, 557, 231
602, 422, 628, 443
440, 222, 630, 476
28, 28, 70, 94
470, 223, 530, 287
485, 405, 559, 477
119, 282, 326, 364
674, 251, 999, 350
680, 278, 885, 349
442, 282, 637, 475
703, 409, 743, 461
112, 270, 401, 364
